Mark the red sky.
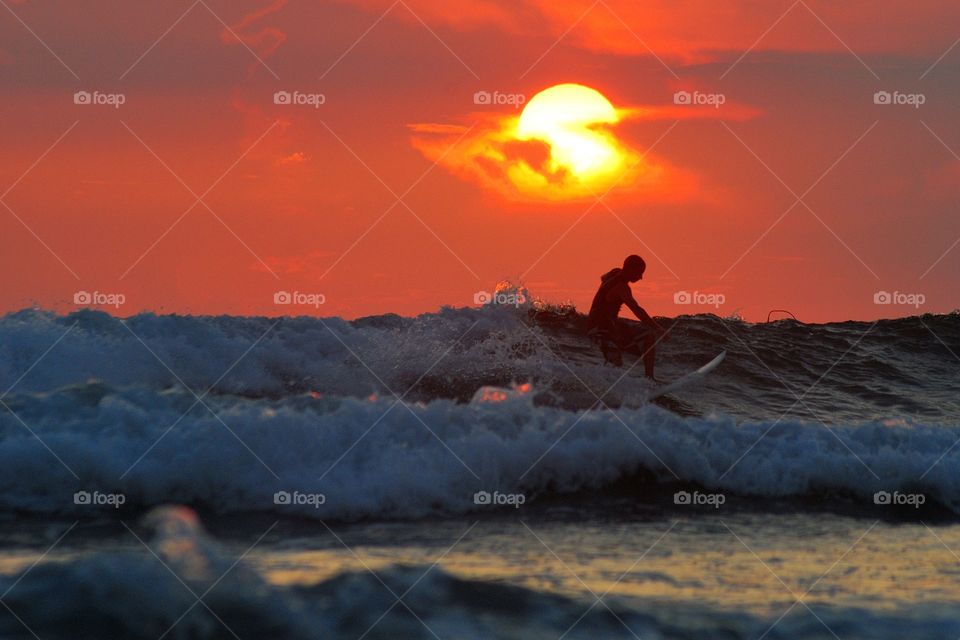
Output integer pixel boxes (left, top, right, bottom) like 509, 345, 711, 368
1, 0, 958, 322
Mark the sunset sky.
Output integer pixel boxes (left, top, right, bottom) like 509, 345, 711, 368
2, 0, 958, 321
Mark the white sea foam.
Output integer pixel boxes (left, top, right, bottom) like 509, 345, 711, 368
1, 382, 959, 518
0, 307, 650, 403
1, 307, 957, 519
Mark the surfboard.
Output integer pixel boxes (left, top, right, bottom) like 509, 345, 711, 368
649, 351, 726, 400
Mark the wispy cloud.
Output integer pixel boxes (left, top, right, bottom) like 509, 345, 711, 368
219, 0, 288, 73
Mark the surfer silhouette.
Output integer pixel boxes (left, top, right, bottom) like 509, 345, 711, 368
586, 254, 667, 378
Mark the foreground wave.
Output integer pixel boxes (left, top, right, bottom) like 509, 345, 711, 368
1, 306, 958, 519
1, 507, 957, 640
2, 379, 959, 518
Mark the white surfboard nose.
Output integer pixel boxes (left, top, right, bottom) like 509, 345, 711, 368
650, 351, 726, 400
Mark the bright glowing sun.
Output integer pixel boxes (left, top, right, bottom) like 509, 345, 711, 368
408, 82, 660, 202
516, 83, 626, 184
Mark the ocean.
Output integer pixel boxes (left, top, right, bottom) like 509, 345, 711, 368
0, 303, 958, 639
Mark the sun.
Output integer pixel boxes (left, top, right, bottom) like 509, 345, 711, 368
408, 82, 659, 202
516, 83, 626, 183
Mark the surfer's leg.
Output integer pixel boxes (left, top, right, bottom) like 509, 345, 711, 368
601, 338, 623, 367
640, 332, 656, 378
592, 330, 623, 367
591, 329, 623, 367
615, 323, 654, 376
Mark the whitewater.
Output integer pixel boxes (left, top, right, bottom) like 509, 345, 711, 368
2, 303, 960, 639
0, 305, 958, 520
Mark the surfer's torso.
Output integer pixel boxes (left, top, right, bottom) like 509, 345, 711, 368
587, 268, 629, 333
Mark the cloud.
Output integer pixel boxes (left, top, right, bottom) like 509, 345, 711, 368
410, 115, 639, 202
276, 151, 308, 166
331, 0, 519, 31
622, 100, 762, 122
333, 0, 960, 62
408, 94, 738, 203
220, 0, 288, 73
556, 0, 960, 60
408, 123, 471, 135
252, 250, 336, 276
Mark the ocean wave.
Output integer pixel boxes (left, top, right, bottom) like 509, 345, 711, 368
2, 383, 960, 519
0, 306, 652, 406
1, 507, 957, 640
1, 307, 958, 422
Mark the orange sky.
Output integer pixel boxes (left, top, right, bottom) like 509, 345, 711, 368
1, 0, 958, 322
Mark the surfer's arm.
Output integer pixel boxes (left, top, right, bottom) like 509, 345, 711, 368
624, 294, 667, 335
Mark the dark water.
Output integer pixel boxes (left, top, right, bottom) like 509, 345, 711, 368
1, 307, 959, 639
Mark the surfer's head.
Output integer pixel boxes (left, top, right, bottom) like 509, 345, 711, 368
622, 254, 646, 282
